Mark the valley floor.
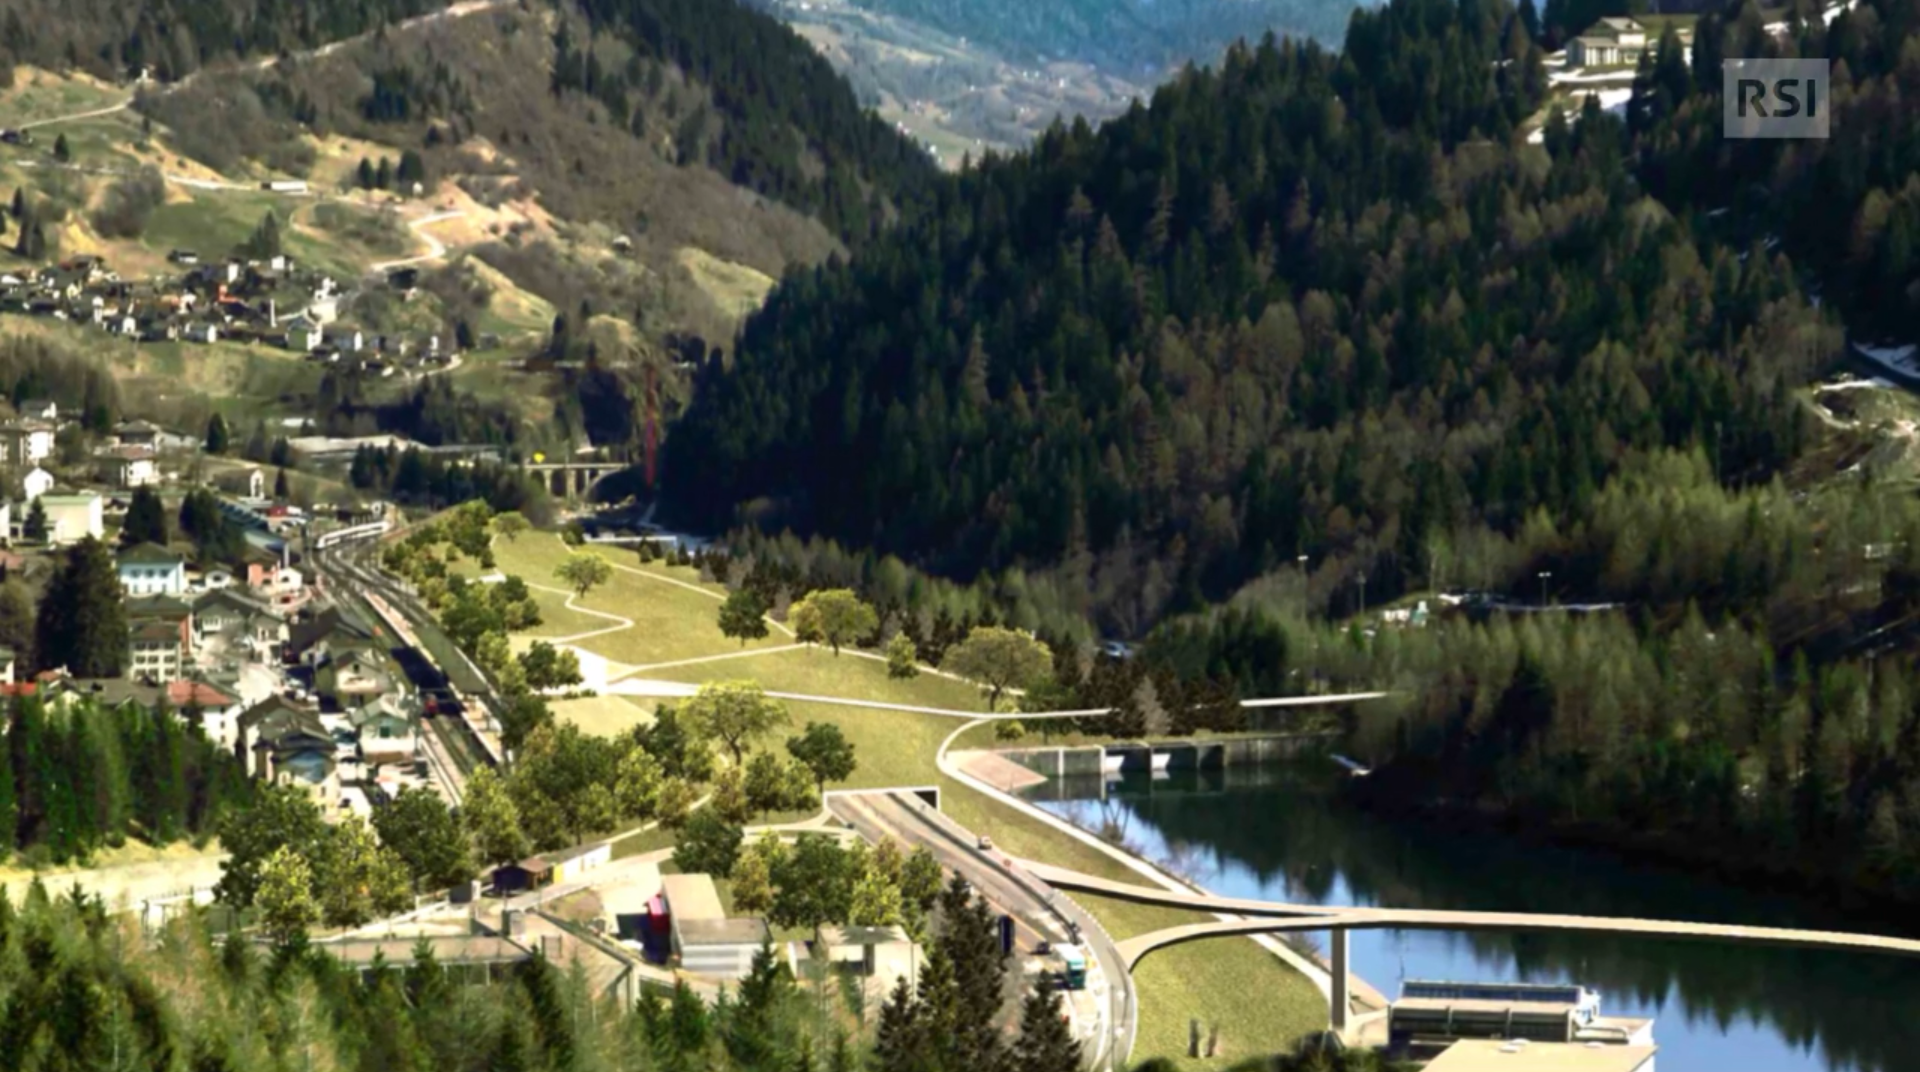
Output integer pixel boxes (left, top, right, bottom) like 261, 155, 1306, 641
489, 533, 1329, 1067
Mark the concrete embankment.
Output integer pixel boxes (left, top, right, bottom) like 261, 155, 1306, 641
989, 733, 1337, 781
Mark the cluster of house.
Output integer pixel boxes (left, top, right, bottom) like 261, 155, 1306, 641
1, 531, 427, 819
0, 254, 459, 375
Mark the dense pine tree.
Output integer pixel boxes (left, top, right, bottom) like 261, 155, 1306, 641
34, 537, 128, 678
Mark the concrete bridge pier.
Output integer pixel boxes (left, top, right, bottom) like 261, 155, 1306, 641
1330, 927, 1350, 1034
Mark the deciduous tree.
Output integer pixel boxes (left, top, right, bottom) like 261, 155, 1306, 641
943, 627, 1053, 712
256, 844, 320, 947
683, 681, 790, 765
555, 552, 612, 598
672, 809, 743, 878
788, 589, 877, 655
718, 587, 772, 647
786, 722, 856, 792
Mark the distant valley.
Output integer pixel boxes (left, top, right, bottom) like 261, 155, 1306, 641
759, 0, 1366, 162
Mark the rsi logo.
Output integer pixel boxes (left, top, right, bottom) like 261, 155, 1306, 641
1734, 77, 1819, 119
1723, 59, 1830, 139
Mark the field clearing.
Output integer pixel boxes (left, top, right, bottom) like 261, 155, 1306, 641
676, 246, 775, 320
0, 67, 126, 127
492, 536, 786, 666
518, 587, 616, 639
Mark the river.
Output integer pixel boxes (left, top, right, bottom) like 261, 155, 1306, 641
1023, 763, 1915, 1071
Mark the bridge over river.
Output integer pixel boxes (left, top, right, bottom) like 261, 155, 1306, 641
1012, 858, 1920, 1033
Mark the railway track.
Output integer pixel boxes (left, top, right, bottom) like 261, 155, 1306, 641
311, 532, 502, 802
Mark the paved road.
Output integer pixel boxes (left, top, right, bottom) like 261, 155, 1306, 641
827, 791, 1132, 1070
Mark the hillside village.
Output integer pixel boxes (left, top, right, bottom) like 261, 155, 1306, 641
0, 251, 463, 377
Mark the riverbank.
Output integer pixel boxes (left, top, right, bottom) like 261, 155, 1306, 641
939, 726, 1366, 1066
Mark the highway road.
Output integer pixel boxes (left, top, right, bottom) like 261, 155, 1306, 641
827, 791, 1133, 1070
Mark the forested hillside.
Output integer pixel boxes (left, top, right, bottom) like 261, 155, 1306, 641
1629, 0, 1920, 338
664, 0, 1843, 635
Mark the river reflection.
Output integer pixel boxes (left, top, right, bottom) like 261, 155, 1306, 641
1022, 764, 1916, 1071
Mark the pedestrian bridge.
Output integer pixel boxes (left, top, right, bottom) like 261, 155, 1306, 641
1012, 858, 1920, 1031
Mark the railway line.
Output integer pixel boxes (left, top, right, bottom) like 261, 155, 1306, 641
309, 528, 502, 802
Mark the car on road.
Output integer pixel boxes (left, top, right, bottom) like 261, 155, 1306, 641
977, 834, 994, 851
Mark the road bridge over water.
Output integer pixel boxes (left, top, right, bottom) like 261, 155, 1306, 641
1013, 858, 1920, 1033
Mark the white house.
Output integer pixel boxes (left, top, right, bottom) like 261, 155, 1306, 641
0, 421, 55, 465
1564, 16, 1689, 68
21, 467, 54, 501
118, 543, 188, 597
38, 493, 103, 545
16, 399, 56, 422
100, 446, 159, 489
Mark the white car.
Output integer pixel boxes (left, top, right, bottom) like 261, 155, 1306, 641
977, 835, 994, 851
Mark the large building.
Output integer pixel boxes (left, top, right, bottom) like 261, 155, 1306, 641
36, 492, 103, 545
126, 596, 193, 683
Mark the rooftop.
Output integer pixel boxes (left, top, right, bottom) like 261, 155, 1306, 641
1423, 1040, 1657, 1072
119, 542, 184, 567
660, 873, 724, 922
677, 918, 772, 946
818, 924, 913, 948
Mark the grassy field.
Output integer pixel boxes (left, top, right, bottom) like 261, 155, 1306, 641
0, 68, 125, 127
492, 536, 788, 666
518, 587, 618, 640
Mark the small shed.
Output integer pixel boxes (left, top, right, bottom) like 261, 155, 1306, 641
547, 841, 612, 884
493, 856, 555, 894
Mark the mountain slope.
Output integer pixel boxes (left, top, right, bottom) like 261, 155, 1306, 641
661, 0, 1833, 634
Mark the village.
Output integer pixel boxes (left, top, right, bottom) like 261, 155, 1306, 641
0, 250, 463, 378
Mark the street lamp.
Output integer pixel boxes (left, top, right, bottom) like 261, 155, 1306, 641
1357, 572, 1368, 619
1537, 570, 1552, 608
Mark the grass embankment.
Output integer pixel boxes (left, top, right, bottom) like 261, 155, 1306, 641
488, 534, 1325, 1064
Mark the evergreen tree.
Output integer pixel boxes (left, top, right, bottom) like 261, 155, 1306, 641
273, 467, 289, 500
120, 486, 168, 547
51, 133, 69, 163
239, 210, 282, 259
204, 412, 230, 454
1010, 984, 1081, 1072
18, 499, 44, 544
33, 538, 127, 678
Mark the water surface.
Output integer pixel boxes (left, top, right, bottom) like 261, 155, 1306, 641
1024, 764, 1914, 1071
